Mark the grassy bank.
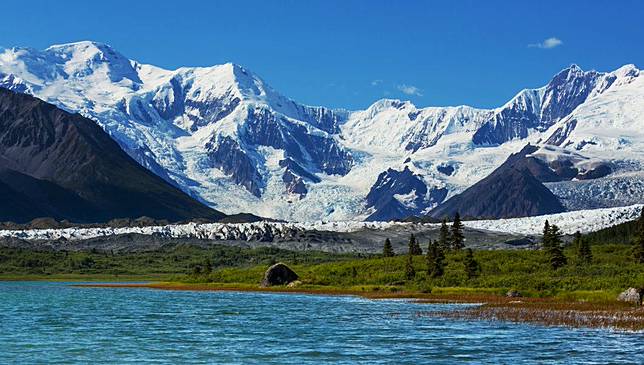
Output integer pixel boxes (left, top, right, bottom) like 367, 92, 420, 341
2, 244, 641, 297
0, 244, 367, 280
183, 244, 643, 299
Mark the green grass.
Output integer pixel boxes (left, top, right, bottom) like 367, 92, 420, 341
2, 243, 642, 300
187, 244, 644, 298
0, 244, 367, 279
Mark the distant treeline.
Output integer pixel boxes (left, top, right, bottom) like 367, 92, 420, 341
585, 219, 640, 245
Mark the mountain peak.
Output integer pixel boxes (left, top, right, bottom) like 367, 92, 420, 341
553, 64, 588, 79
46, 40, 113, 51
45, 41, 128, 65
42, 41, 139, 83
612, 63, 640, 78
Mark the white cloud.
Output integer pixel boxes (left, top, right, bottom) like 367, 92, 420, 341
529, 37, 563, 49
371, 79, 383, 86
397, 84, 423, 96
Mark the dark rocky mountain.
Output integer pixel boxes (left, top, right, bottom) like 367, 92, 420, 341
429, 145, 566, 219
0, 88, 224, 223
366, 166, 447, 221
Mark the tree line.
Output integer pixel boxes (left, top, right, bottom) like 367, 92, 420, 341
383, 212, 478, 281
382, 208, 644, 281
541, 207, 644, 269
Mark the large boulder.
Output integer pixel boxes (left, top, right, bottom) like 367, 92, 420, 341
617, 288, 643, 305
260, 263, 299, 287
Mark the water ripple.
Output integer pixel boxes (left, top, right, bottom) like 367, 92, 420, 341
0, 282, 642, 364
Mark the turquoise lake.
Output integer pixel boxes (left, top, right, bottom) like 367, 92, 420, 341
0, 282, 642, 364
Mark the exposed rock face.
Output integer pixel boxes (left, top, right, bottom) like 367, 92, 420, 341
617, 288, 643, 305
473, 65, 606, 146
279, 158, 321, 198
261, 263, 299, 287
436, 164, 455, 176
205, 107, 352, 199
366, 166, 447, 221
206, 135, 263, 197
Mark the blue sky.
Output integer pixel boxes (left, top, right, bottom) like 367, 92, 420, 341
1, 0, 642, 109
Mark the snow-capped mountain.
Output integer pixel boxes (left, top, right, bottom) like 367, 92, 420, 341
0, 41, 642, 221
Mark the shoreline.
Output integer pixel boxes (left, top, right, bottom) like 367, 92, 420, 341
74, 282, 644, 332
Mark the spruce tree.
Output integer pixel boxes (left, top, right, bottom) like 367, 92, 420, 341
634, 208, 644, 264
426, 240, 436, 278
405, 249, 416, 281
204, 258, 213, 275
573, 231, 592, 264
580, 238, 592, 264
542, 220, 552, 249
426, 240, 445, 278
438, 218, 450, 250
547, 224, 567, 270
382, 238, 395, 257
409, 234, 422, 255
572, 231, 582, 253
450, 212, 465, 250
434, 241, 445, 278
464, 248, 480, 279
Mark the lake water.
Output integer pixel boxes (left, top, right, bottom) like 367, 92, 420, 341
0, 282, 642, 364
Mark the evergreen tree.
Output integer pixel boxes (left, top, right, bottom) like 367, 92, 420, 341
426, 240, 435, 278
573, 231, 592, 264
572, 231, 582, 252
426, 240, 445, 278
464, 248, 480, 279
438, 218, 450, 250
450, 212, 465, 250
634, 208, 644, 264
382, 238, 395, 257
409, 234, 422, 255
405, 249, 416, 281
579, 238, 592, 264
203, 258, 213, 275
542, 220, 552, 249
547, 224, 567, 270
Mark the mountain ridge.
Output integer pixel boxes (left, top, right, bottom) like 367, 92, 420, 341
1, 41, 642, 221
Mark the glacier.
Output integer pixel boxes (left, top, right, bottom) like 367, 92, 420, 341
1, 205, 641, 242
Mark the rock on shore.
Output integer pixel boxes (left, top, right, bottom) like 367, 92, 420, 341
261, 263, 299, 287
617, 288, 643, 305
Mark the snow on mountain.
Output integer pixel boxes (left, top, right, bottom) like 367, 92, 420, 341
0, 41, 642, 221
542, 64, 644, 161
472, 65, 609, 145
1, 205, 641, 242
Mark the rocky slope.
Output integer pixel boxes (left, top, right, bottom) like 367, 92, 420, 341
1, 41, 642, 220
0, 88, 223, 223
429, 145, 566, 219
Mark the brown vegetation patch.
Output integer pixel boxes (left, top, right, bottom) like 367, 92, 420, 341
420, 300, 644, 331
